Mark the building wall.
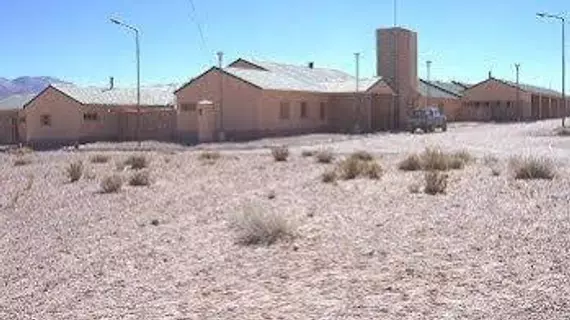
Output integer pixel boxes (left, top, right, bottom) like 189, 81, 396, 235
175, 68, 263, 142
113, 107, 176, 142
80, 105, 119, 141
0, 110, 20, 144
419, 96, 462, 121
257, 90, 329, 136
23, 87, 83, 146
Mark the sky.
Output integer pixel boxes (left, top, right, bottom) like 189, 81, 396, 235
0, 0, 568, 91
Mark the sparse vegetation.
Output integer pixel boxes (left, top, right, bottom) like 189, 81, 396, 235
555, 127, 570, 136
101, 175, 123, 193
301, 149, 316, 157
231, 207, 295, 245
337, 156, 383, 180
10, 146, 33, 157
419, 148, 471, 171
199, 151, 221, 161
13, 157, 32, 166
424, 171, 448, 195
398, 154, 422, 171
408, 183, 421, 193
453, 150, 474, 164
316, 150, 334, 163
129, 170, 151, 186
510, 156, 555, 180
124, 154, 149, 170
90, 154, 110, 164
321, 170, 337, 183
350, 150, 374, 162
66, 160, 84, 182
271, 146, 290, 162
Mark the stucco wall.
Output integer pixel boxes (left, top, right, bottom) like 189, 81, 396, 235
80, 105, 119, 141
23, 87, 83, 145
175, 69, 263, 141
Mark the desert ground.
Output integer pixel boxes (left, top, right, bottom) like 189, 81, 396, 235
1, 120, 570, 320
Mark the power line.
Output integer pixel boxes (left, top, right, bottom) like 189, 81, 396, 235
187, 0, 208, 51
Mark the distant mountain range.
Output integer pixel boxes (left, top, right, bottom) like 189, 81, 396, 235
0, 76, 71, 100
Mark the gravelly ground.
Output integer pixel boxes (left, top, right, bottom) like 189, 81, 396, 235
1, 120, 570, 319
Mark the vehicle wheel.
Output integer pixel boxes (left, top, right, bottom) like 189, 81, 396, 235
428, 126, 435, 133
442, 125, 447, 132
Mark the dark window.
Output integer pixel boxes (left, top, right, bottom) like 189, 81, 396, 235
83, 112, 99, 121
40, 114, 51, 127
475, 102, 480, 107
506, 101, 511, 107
485, 102, 490, 107
181, 103, 197, 112
19, 117, 26, 124
280, 102, 290, 119
300, 102, 308, 118
320, 102, 326, 120
199, 109, 203, 116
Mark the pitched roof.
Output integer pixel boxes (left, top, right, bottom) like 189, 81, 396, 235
0, 93, 36, 110
221, 58, 388, 93
500, 79, 562, 97
51, 83, 177, 106
418, 79, 462, 99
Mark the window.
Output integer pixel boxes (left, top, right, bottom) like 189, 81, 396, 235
474, 102, 480, 107
40, 114, 51, 127
19, 117, 26, 124
83, 112, 99, 121
300, 102, 308, 118
280, 101, 290, 119
320, 102, 326, 120
506, 101, 511, 107
181, 103, 197, 112
485, 102, 490, 107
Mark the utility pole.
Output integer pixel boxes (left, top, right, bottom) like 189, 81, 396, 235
426, 60, 432, 107
515, 63, 521, 121
536, 12, 566, 127
354, 52, 361, 133
217, 51, 225, 141
393, 0, 397, 27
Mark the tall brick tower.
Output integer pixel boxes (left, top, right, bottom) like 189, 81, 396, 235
376, 27, 419, 129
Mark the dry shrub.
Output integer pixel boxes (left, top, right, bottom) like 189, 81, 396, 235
316, 150, 334, 163
424, 171, 448, 195
13, 157, 32, 166
231, 207, 295, 245
408, 183, 421, 193
199, 151, 221, 161
510, 156, 555, 180
338, 157, 383, 180
420, 148, 469, 171
301, 149, 316, 157
555, 127, 570, 136
124, 154, 149, 170
90, 154, 110, 163
321, 170, 337, 183
10, 146, 33, 156
129, 170, 151, 186
483, 155, 499, 166
66, 160, 84, 182
350, 150, 374, 162
491, 167, 501, 176
399, 154, 422, 171
101, 174, 123, 193
271, 146, 289, 162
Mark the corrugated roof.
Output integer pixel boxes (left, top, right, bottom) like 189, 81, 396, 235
429, 81, 466, 96
0, 93, 37, 110
51, 84, 177, 106
418, 80, 461, 99
224, 59, 386, 93
501, 79, 562, 97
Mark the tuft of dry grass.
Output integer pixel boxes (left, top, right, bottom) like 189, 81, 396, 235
337, 156, 383, 180
315, 150, 334, 163
66, 160, 84, 182
453, 150, 474, 164
398, 154, 422, 171
349, 150, 374, 162
129, 170, 151, 186
301, 149, 317, 157
90, 154, 110, 164
510, 156, 555, 180
231, 207, 295, 246
408, 183, 421, 194
124, 154, 149, 170
199, 151, 221, 161
13, 157, 32, 166
101, 175, 123, 193
321, 170, 337, 183
424, 171, 448, 195
271, 146, 289, 162
420, 148, 470, 171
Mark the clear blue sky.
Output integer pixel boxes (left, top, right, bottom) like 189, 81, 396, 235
0, 0, 568, 91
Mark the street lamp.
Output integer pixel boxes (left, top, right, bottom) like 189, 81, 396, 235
110, 18, 141, 145
537, 12, 566, 127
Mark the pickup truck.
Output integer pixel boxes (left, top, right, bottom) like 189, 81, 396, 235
408, 107, 447, 133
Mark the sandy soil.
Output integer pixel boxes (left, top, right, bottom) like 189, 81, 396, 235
1, 120, 570, 319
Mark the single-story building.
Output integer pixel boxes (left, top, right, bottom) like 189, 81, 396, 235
0, 93, 35, 145
20, 83, 177, 148
417, 80, 463, 121
175, 58, 396, 142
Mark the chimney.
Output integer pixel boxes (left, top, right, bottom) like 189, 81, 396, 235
488, 71, 492, 79
109, 76, 114, 90
308, 62, 314, 69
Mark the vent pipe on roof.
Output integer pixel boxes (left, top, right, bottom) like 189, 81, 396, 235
109, 76, 114, 90
488, 71, 492, 79
308, 62, 314, 69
